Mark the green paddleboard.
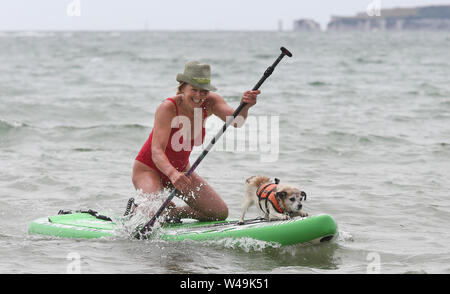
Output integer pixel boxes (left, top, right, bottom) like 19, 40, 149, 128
28, 212, 338, 246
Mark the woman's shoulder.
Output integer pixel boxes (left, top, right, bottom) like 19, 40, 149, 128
163, 95, 182, 106
207, 92, 223, 102
203, 92, 222, 116
205, 92, 225, 108
156, 96, 180, 116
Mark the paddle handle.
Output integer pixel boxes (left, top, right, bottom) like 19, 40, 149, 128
137, 47, 292, 239
252, 47, 292, 91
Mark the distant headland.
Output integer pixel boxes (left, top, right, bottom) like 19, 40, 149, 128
294, 5, 450, 31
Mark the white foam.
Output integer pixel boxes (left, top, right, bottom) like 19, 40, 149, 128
337, 230, 354, 242
113, 189, 173, 238
204, 237, 281, 252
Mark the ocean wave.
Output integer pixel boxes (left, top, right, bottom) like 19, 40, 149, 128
99, 49, 163, 64
303, 146, 343, 156
52, 123, 149, 131
431, 142, 450, 157
308, 81, 329, 87
0, 120, 13, 131
439, 100, 450, 107
0, 122, 149, 142
325, 130, 373, 145
328, 130, 412, 145
0, 119, 28, 131
355, 57, 384, 64
71, 147, 105, 152
254, 54, 273, 59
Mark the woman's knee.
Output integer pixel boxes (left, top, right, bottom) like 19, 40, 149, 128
205, 192, 228, 220
197, 204, 228, 221
214, 204, 228, 221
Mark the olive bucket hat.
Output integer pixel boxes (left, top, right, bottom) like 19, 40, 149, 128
176, 61, 217, 92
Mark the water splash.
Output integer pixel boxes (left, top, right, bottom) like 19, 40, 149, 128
112, 189, 173, 239
337, 230, 354, 243
204, 237, 281, 252
0, 119, 27, 131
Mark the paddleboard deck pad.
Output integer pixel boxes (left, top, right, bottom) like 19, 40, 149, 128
28, 210, 338, 246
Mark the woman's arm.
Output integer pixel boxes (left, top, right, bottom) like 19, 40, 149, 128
210, 90, 260, 127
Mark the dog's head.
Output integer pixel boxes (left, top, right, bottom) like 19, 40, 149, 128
275, 185, 307, 215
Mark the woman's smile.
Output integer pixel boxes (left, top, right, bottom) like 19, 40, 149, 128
191, 96, 203, 104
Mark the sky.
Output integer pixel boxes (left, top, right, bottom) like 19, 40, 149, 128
1, 0, 449, 31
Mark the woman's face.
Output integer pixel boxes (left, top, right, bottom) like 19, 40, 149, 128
183, 84, 209, 107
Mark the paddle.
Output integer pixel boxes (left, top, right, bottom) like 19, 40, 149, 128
136, 47, 292, 239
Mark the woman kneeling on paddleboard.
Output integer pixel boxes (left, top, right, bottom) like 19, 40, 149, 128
132, 61, 260, 222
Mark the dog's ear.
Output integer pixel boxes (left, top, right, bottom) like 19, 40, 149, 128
276, 191, 288, 199
301, 191, 307, 201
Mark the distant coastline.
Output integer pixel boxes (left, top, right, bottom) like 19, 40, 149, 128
294, 4, 450, 31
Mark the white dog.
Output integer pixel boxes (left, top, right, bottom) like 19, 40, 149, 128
238, 176, 308, 224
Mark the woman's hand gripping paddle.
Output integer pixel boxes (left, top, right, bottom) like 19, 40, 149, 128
136, 47, 292, 239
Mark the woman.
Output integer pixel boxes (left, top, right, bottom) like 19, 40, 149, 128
132, 61, 260, 222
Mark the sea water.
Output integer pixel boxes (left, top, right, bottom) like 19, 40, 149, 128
0, 31, 449, 273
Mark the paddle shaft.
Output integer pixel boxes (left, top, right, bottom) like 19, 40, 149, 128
137, 47, 292, 238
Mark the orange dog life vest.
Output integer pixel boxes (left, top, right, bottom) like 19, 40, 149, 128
256, 178, 283, 214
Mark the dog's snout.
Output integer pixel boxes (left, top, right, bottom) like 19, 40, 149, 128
297, 204, 302, 210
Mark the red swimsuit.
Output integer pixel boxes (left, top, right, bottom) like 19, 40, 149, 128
136, 98, 207, 186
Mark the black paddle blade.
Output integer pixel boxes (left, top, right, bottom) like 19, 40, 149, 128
280, 47, 293, 57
